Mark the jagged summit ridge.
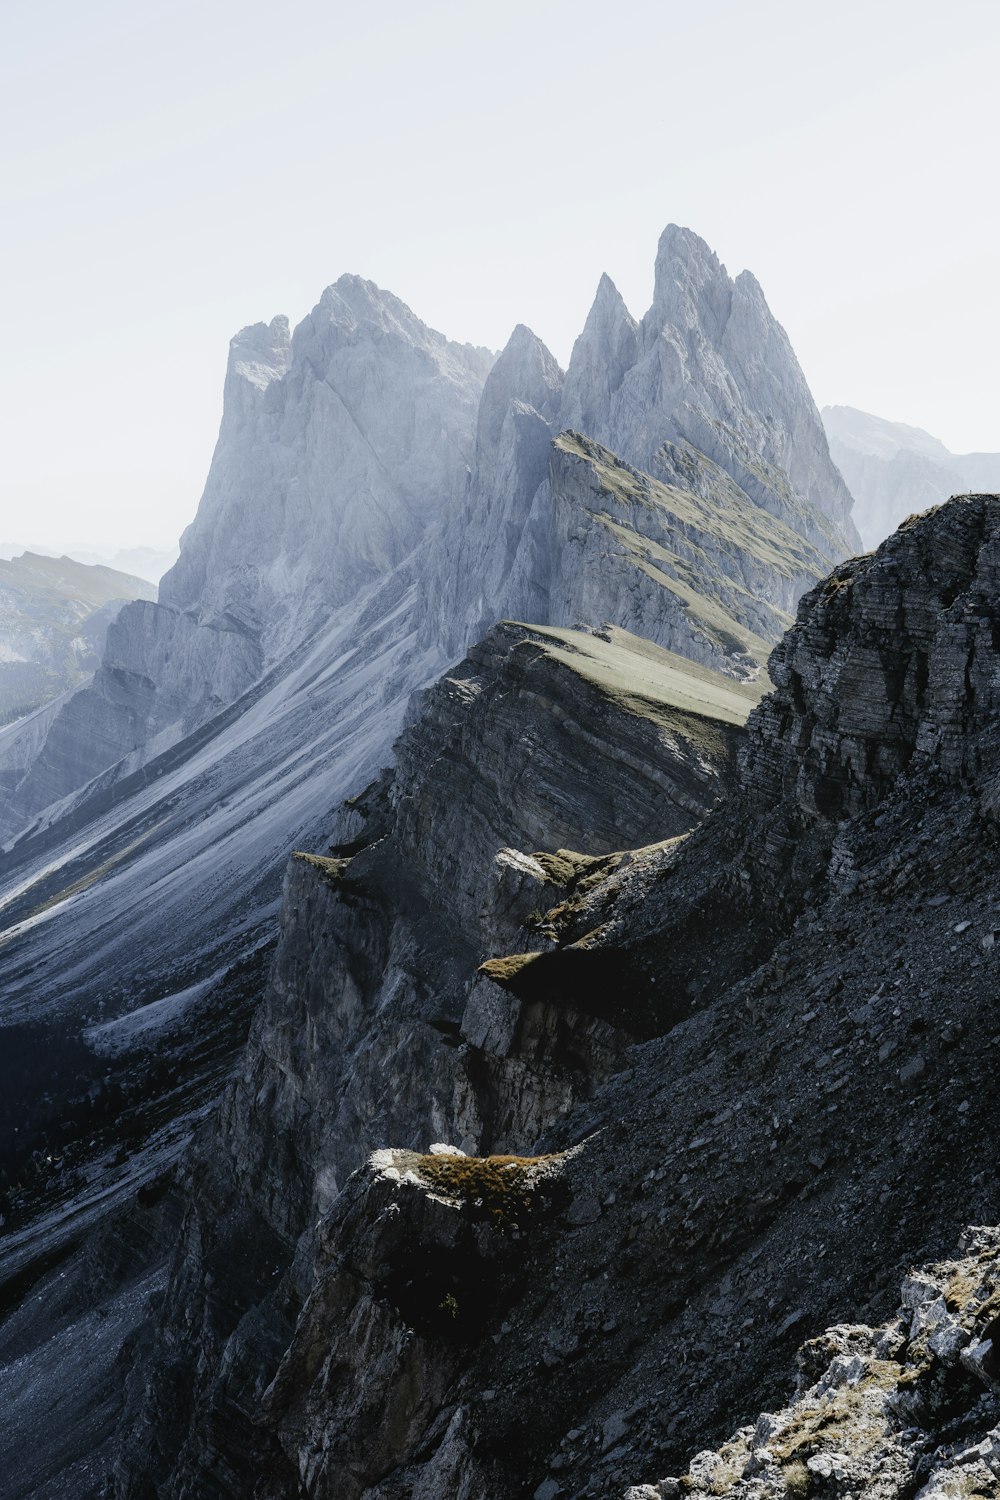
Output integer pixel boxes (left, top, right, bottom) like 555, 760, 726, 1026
560, 224, 859, 556
164, 275, 494, 630
225, 313, 291, 393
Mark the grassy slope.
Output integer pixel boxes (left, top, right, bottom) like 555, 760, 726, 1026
554, 431, 825, 581
505, 622, 768, 771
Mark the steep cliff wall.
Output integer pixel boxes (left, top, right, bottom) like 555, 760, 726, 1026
106, 494, 1000, 1500
106, 623, 760, 1499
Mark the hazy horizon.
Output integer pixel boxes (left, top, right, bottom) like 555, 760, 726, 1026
4, 0, 999, 552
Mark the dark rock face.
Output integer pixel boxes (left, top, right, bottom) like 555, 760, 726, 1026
742, 493, 1000, 868
108, 622, 753, 1499
103, 496, 1000, 1499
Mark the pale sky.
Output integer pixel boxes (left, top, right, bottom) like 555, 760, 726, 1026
2, 0, 998, 551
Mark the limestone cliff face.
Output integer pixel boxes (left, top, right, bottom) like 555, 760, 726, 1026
562, 227, 860, 557
165, 284, 493, 651
424, 324, 565, 652
0, 286, 492, 843
110, 622, 759, 1499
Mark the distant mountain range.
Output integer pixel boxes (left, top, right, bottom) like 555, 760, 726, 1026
0, 551, 156, 725
823, 404, 1000, 548
0, 542, 179, 585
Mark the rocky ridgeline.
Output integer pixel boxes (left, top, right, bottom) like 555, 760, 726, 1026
107, 623, 753, 1498
104, 495, 1000, 1499
0, 226, 865, 1497
429, 226, 857, 660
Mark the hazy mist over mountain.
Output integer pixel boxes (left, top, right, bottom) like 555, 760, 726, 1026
3, 1, 998, 555
823, 405, 1000, 548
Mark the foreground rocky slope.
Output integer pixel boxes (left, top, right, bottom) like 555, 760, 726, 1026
102, 494, 1000, 1498
0, 621, 755, 1498
652, 1223, 1000, 1499
102, 625, 759, 1500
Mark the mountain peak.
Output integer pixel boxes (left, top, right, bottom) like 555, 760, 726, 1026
475, 324, 563, 452
651, 222, 732, 340
560, 275, 639, 442
584, 272, 636, 334
227, 315, 291, 393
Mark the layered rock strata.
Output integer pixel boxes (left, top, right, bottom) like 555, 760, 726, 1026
107, 624, 760, 1498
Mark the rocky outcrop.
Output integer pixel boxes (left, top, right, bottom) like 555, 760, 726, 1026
824, 403, 1000, 549
641, 1225, 1000, 1499
261, 1147, 572, 1499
